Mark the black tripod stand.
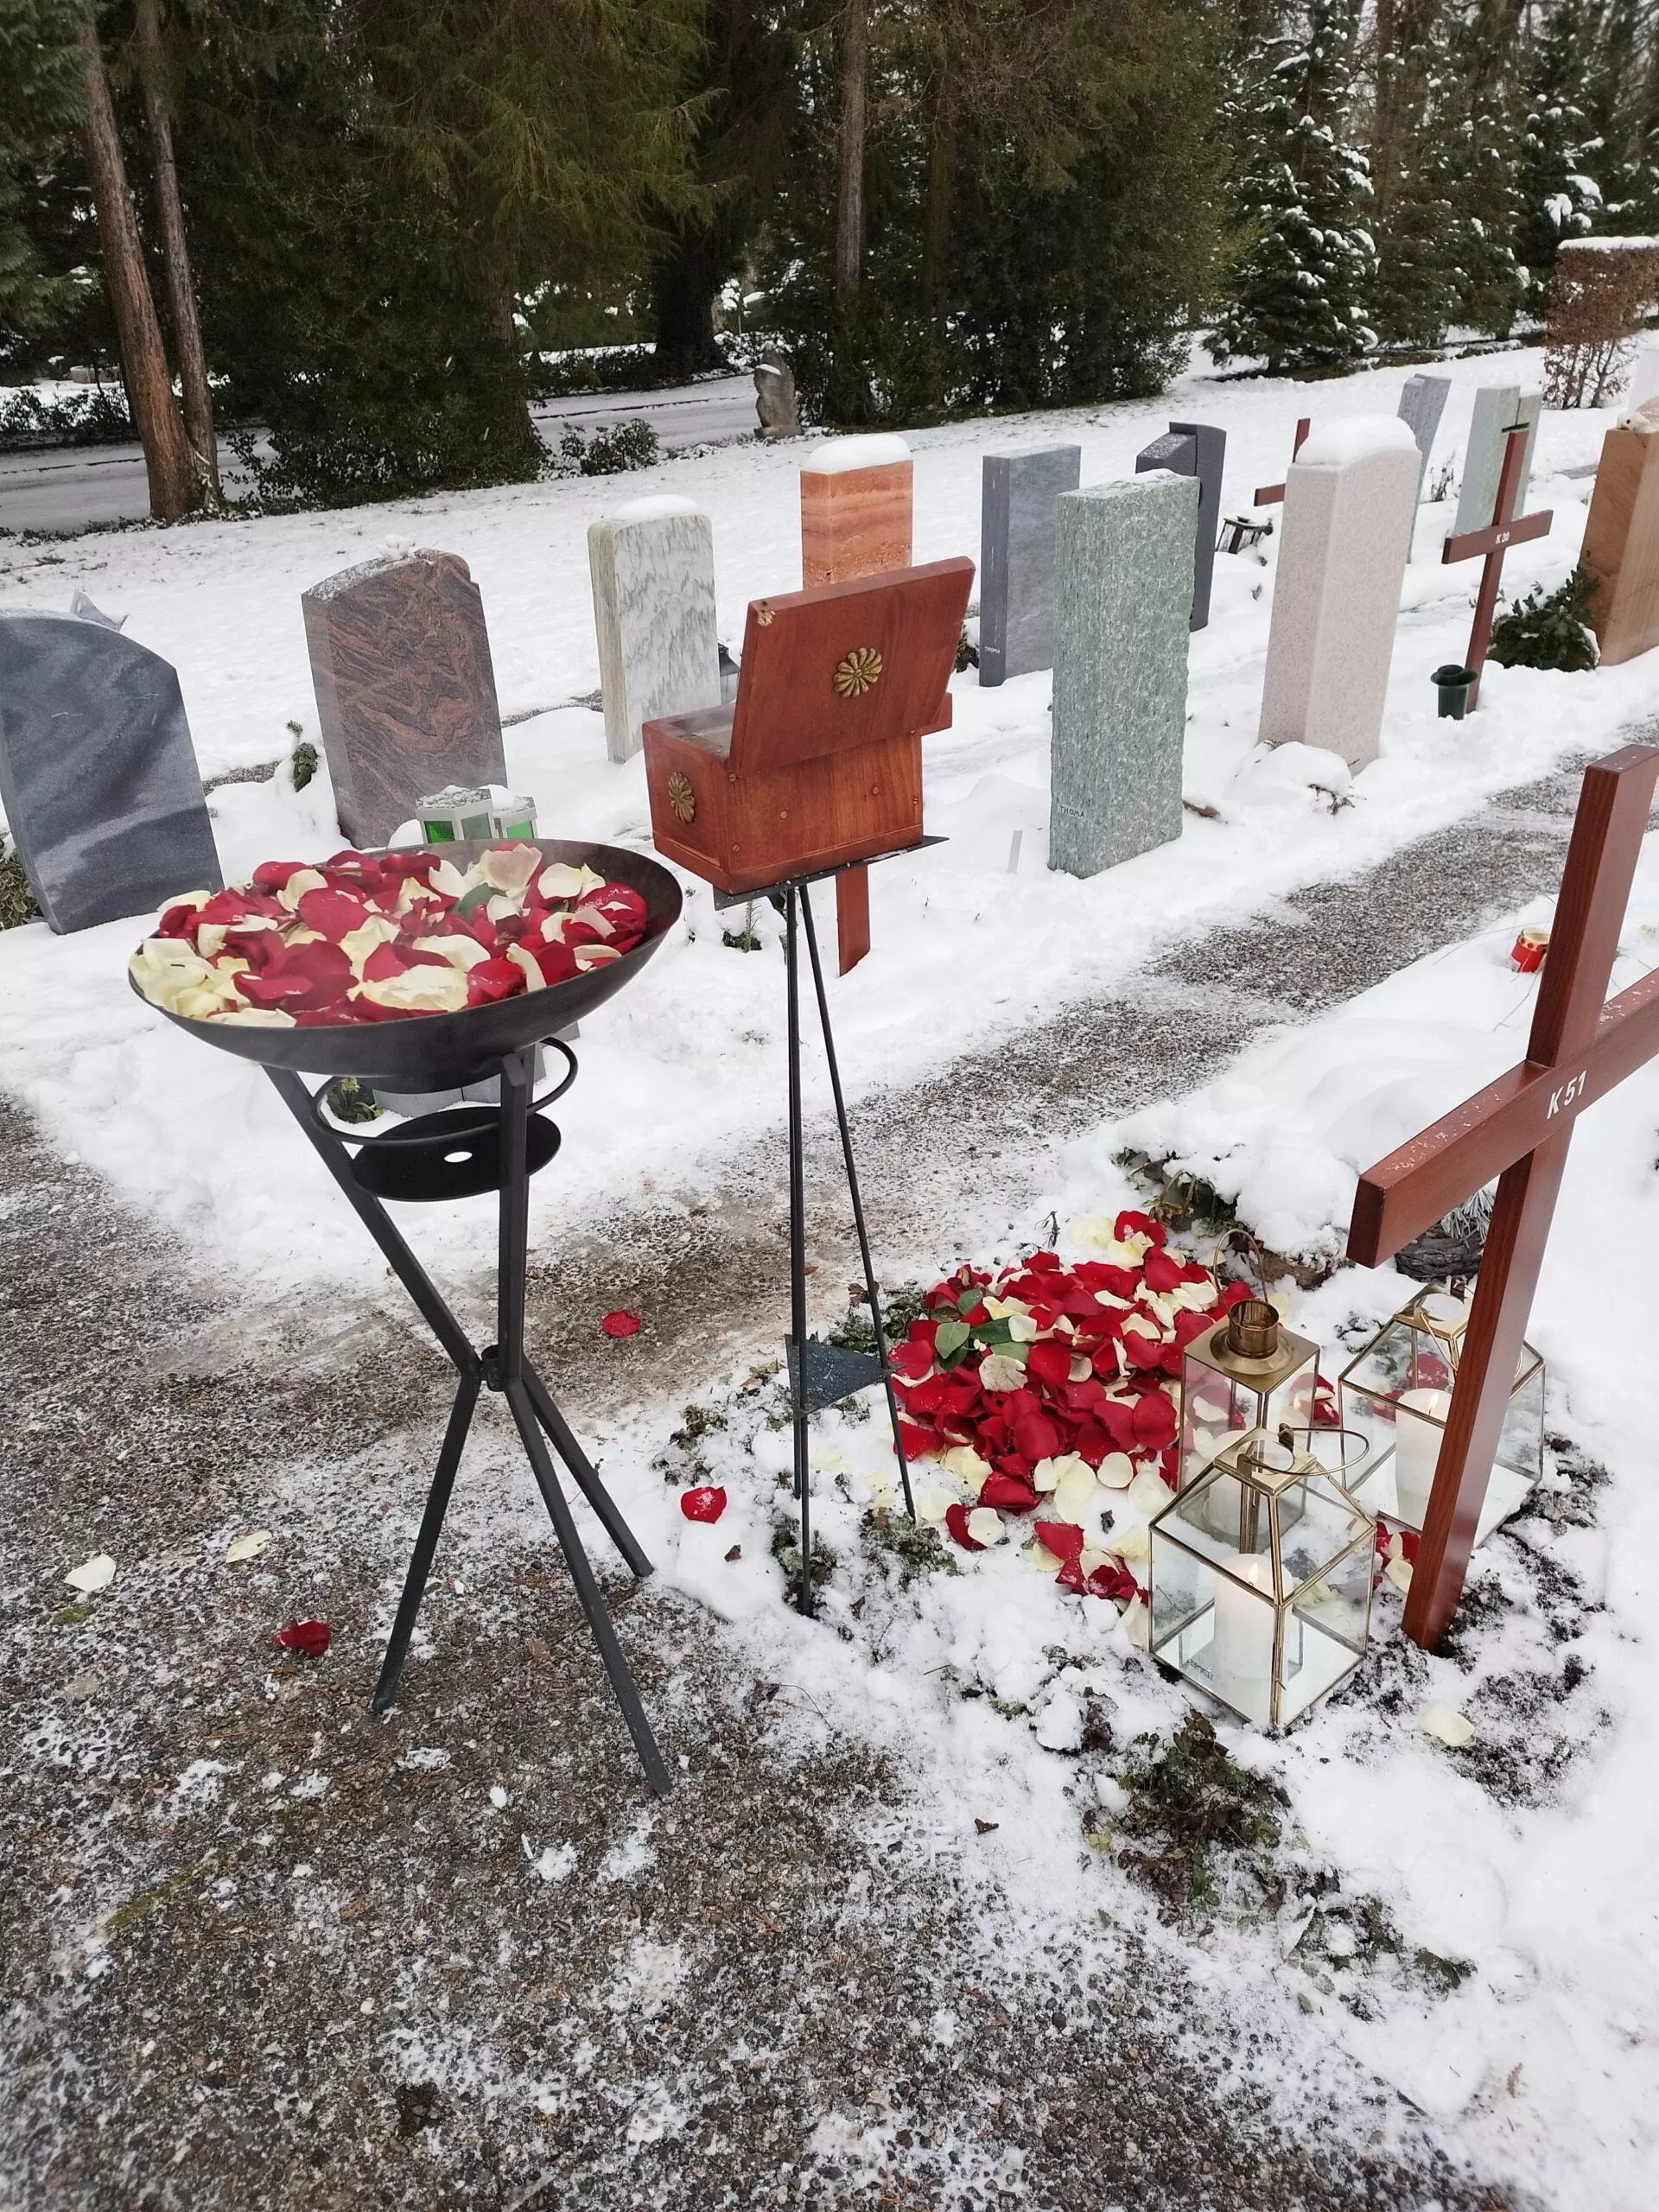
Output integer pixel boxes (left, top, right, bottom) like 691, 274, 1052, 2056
717, 850, 925, 1615
267, 1043, 671, 1796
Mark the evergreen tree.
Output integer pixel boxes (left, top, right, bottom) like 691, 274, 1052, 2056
0, 0, 87, 336
1515, 0, 1606, 315
1367, 0, 1465, 346
1444, 0, 1526, 336
1211, 0, 1377, 370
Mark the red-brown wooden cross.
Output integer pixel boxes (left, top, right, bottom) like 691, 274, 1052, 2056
1345, 742, 1659, 1648
1440, 424, 1554, 709
1253, 417, 1311, 507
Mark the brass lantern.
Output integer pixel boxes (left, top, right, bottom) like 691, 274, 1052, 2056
1149, 1425, 1376, 1729
1179, 1298, 1321, 1491
1338, 1281, 1543, 1543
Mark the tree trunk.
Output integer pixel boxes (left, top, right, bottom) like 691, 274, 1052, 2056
133, 0, 220, 506
76, 21, 196, 522
651, 228, 726, 383
835, 0, 868, 308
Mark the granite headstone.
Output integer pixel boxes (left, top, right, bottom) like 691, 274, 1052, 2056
1050, 473, 1197, 878
1453, 386, 1542, 538
302, 549, 507, 849
800, 435, 912, 588
0, 609, 221, 933
1135, 420, 1226, 628
1258, 415, 1419, 771
588, 497, 722, 764
1396, 372, 1451, 503
1580, 397, 1659, 664
978, 444, 1081, 686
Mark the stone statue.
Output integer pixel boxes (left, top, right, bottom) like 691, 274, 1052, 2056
753, 349, 800, 442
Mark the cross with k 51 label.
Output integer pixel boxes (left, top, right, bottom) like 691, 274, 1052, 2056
1345, 744, 1659, 1647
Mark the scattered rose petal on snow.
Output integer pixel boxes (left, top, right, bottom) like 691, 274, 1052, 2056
680, 1485, 728, 1524
64, 1554, 116, 1594
225, 1530, 272, 1564
601, 1310, 642, 1338
273, 1618, 330, 1656
1421, 1703, 1476, 1749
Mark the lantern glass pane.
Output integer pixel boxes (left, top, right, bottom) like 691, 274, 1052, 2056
1277, 1544, 1373, 1726
1275, 1471, 1368, 1594
1150, 1527, 1278, 1728
1180, 1335, 1319, 1490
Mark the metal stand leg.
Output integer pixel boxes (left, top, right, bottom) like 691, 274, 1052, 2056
785, 887, 814, 1616
265, 1056, 670, 1794
798, 884, 916, 1521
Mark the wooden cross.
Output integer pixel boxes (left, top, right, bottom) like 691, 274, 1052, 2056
1345, 742, 1659, 1648
1440, 424, 1554, 709
1253, 418, 1310, 507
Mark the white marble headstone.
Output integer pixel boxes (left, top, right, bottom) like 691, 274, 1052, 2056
1453, 386, 1541, 537
1258, 416, 1419, 772
588, 498, 721, 765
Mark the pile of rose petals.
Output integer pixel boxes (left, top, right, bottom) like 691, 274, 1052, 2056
129, 846, 648, 1027
892, 1217, 1255, 1612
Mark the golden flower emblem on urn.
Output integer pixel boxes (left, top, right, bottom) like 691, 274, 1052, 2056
833, 646, 883, 698
664, 771, 696, 824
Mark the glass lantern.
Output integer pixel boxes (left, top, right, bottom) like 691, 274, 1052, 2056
1149, 1425, 1376, 1729
1338, 1281, 1543, 1545
1179, 1299, 1320, 1491
416, 786, 538, 843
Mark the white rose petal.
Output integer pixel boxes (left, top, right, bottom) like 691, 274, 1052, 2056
570, 902, 617, 938
1421, 1703, 1476, 1749
429, 860, 467, 899
356, 965, 470, 1014
225, 1529, 273, 1564
339, 915, 402, 974
210, 1007, 297, 1027
538, 861, 589, 901
574, 943, 621, 970
413, 932, 490, 972
1121, 1596, 1152, 1649
1020, 1536, 1065, 1571
940, 1446, 990, 1496
1006, 1312, 1039, 1343
978, 1352, 1027, 1393
914, 1485, 954, 1524
65, 1553, 117, 1594
1052, 1465, 1103, 1526
1125, 1469, 1175, 1518
1383, 1556, 1414, 1596
1033, 1452, 1088, 1496
505, 943, 547, 993
276, 867, 327, 912
480, 843, 541, 894
1096, 1452, 1135, 1489
1105, 1522, 1151, 1564
965, 1506, 1007, 1548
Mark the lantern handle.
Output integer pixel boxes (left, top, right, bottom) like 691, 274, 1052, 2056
1210, 1223, 1271, 1299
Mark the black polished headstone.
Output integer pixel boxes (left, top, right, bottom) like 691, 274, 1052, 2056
0, 611, 221, 933
978, 446, 1083, 687
1135, 421, 1227, 630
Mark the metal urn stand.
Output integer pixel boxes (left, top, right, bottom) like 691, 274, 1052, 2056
717, 844, 932, 1616
136, 839, 681, 1796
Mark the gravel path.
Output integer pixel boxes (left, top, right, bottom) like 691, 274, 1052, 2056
0, 759, 1604, 2210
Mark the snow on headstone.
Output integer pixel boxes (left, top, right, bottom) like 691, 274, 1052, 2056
977, 444, 1080, 686
1049, 472, 1196, 879
1581, 397, 1659, 664
1135, 420, 1227, 629
588, 496, 721, 765
0, 611, 221, 933
302, 549, 507, 848
799, 435, 912, 588
1396, 372, 1451, 505
1257, 414, 1419, 772
1452, 385, 1541, 539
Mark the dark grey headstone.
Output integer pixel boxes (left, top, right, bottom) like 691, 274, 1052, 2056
978, 446, 1083, 686
302, 550, 507, 848
1397, 373, 1451, 501
1136, 421, 1227, 629
0, 611, 221, 934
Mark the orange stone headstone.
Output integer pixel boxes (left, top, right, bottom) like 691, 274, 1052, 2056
1581, 397, 1659, 664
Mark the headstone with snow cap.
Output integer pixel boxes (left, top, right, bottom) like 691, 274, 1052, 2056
1452, 385, 1541, 538
1629, 340, 1659, 410
978, 445, 1081, 686
588, 497, 721, 765
302, 548, 507, 849
0, 609, 221, 932
753, 348, 799, 440
1049, 472, 1196, 878
1258, 415, 1419, 772
1396, 373, 1451, 504
1580, 397, 1659, 663
800, 434, 912, 588
1135, 421, 1226, 629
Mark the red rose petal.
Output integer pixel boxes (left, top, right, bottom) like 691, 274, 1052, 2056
1035, 1519, 1085, 1561
680, 1485, 728, 1524
1114, 1211, 1166, 1249
1131, 1390, 1178, 1451
601, 1309, 641, 1338
980, 1471, 1039, 1513
273, 1618, 330, 1656
944, 1502, 984, 1553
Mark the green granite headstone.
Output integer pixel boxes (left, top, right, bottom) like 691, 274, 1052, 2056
1050, 474, 1196, 879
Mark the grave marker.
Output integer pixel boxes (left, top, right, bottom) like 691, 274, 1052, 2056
1580, 397, 1659, 664
1452, 385, 1541, 538
302, 549, 506, 849
1258, 416, 1420, 772
1440, 425, 1554, 707
1346, 743, 1659, 1647
1050, 473, 1196, 878
1254, 417, 1310, 506
1135, 421, 1226, 629
978, 444, 1081, 686
1396, 372, 1451, 504
0, 610, 221, 933
588, 497, 721, 766
798, 434, 914, 971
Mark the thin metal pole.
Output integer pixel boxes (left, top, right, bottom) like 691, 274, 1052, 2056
522, 1359, 654, 1579
504, 1376, 672, 1796
497, 1048, 531, 1388
786, 885, 813, 1615
372, 1370, 480, 1712
798, 882, 916, 1519
264, 1066, 480, 1380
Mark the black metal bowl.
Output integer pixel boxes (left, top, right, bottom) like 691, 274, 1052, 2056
130, 838, 683, 1090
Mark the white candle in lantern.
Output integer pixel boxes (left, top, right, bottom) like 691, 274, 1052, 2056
1209, 1553, 1275, 1712
1393, 1387, 1452, 1525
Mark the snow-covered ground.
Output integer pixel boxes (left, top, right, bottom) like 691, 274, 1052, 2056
5, 342, 1659, 2205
